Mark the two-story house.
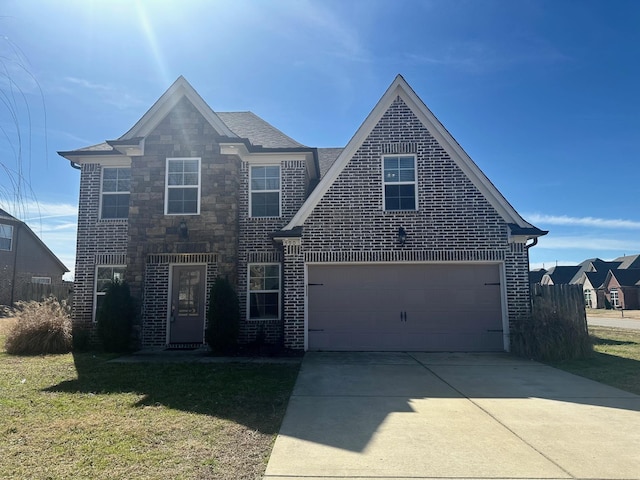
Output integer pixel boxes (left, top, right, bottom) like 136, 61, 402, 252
59, 75, 546, 352
0, 208, 69, 305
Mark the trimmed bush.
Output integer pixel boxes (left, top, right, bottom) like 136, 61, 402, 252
205, 277, 240, 354
96, 280, 136, 352
5, 297, 72, 355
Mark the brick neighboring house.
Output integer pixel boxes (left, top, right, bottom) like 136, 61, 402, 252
603, 269, 640, 310
59, 75, 546, 352
0, 208, 69, 306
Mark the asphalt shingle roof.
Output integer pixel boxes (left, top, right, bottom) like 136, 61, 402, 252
545, 265, 581, 285
217, 112, 306, 149
317, 148, 343, 177
614, 254, 640, 270
584, 271, 608, 289
610, 269, 640, 287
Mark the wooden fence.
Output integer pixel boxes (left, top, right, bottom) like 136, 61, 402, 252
531, 283, 588, 333
514, 283, 590, 360
13, 282, 74, 305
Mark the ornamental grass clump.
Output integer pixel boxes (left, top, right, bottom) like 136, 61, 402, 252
5, 297, 72, 355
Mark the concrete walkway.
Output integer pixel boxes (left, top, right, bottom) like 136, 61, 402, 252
588, 315, 640, 330
264, 352, 640, 480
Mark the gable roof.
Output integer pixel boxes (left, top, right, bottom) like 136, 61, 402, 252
282, 75, 545, 238
608, 269, 640, 287
569, 258, 623, 284
614, 254, 640, 269
528, 268, 547, 284
120, 76, 236, 139
59, 78, 310, 159
583, 271, 608, 289
0, 208, 68, 273
543, 265, 582, 285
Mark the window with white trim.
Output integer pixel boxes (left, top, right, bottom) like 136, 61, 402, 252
610, 288, 619, 308
31, 277, 52, 284
101, 167, 130, 219
250, 165, 280, 217
383, 155, 417, 211
94, 266, 126, 321
165, 158, 200, 215
0, 223, 13, 251
248, 263, 280, 319
584, 289, 592, 308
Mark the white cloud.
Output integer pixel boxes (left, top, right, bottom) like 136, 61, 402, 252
62, 77, 145, 110
526, 213, 640, 229
535, 235, 640, 251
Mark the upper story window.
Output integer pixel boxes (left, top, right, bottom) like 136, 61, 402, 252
383, 155, 417, 211
0, 223, 13, 251
250, 165, 280, 217
101, 167, 130, 219
165, 158, 201, 215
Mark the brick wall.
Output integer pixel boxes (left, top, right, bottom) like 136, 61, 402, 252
282, 95, 530, 350
237, 159, 308, 344
73, 163, 129, 338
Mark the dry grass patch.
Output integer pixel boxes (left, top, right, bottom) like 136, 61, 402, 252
549, 326, 640, 395
0, 326, 300, 480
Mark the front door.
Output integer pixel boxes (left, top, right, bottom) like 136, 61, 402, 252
169, 265, 206, 344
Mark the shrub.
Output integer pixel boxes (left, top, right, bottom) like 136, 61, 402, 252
5, 297, 72, 355
205, 277, 240, 354
96, 280, 136, 352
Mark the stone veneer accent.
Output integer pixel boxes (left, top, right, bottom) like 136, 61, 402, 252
126, 97, 240, 347
280, 96, 530, 350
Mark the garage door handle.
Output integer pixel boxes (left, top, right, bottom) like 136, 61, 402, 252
308, 329, 324, 332
486, 329, 503, 332
400, 311, 407, 322
484, 282, 501, 286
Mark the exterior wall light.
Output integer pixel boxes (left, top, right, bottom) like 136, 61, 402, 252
397, 227, 407, 245
179, 220, 189, 240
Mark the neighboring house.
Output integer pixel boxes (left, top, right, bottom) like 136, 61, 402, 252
529, 268, 547, 287
614, 254, 640, 270
568, 258, 622, 285
603, 269, 640, 310
0, 208, 69, 305
59, 75, 546, 352
540, 265, 581, 286
581, 271, 609, 309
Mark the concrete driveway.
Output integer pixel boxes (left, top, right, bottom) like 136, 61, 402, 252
264, 352, 640, 480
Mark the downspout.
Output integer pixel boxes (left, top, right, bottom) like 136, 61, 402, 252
69, 160, 81, 170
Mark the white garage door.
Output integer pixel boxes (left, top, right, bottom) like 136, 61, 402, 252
307, 263, 504, 351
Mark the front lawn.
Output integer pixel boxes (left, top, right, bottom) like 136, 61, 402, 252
549, 326, 640, 395
0, 318, 300, 480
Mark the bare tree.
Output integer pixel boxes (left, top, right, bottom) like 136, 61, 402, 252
0, 32, 47, 219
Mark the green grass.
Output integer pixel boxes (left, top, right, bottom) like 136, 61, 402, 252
549, 326, 640, 395
0, 319, 300, 480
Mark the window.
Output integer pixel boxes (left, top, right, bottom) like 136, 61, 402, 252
101, 167, 130, 219
584, 289, 592, 308
165, 158, 200, 215
94, 266, 126, 321
248, 264, 280, 319
0, 223, 13, 251
250, 165, 280, 217
31, 277, 51, 284
610, 288, 619, 308
383, 155, 416, 210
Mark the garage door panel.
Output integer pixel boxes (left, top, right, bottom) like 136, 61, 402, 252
308, 264, 504, 352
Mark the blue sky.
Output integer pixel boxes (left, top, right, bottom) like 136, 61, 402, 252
1, 0, 639, 279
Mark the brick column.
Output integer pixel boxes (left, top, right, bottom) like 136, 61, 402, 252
282, 238, 305, 350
